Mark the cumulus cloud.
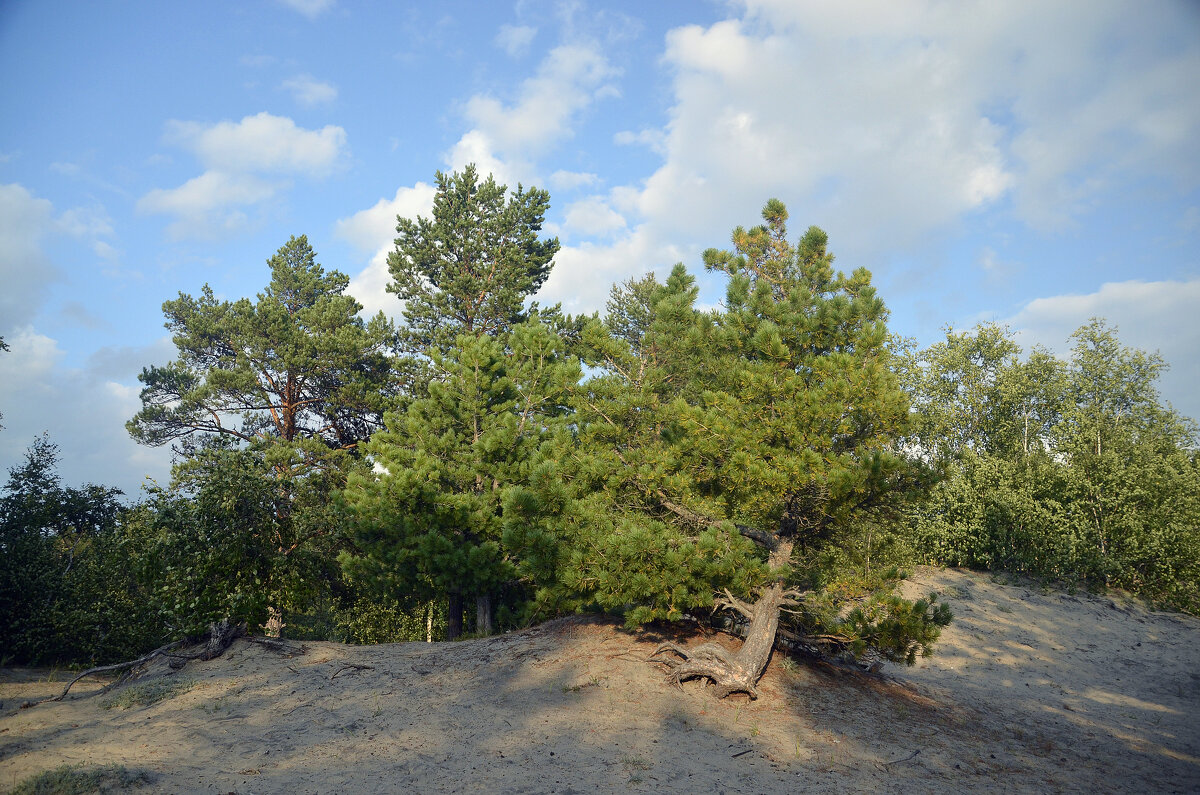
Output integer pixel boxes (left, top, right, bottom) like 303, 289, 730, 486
459, 43, 618, 162
0, 328, 174, 495
613, 128, 666, 155
549, 170, 599, 191
538, 225, 687, 315
162, 112, 345, 176
0, 184, 58, 330
139, 113, 348, 239
1006, 279, 1200, 422
540, 1, 1200, 319
335, 184, 437, 319
140, 172, 278, 216
281, 74, 338, 106
496, 24, 537, 57
563, 196, 627, 237
465, 43, 614, 153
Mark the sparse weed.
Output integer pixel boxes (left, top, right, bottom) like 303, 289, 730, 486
562, 675, 607, 693
196, 697, 230, 714
7, 764, 151, 794
102, 677, 194, 710
622, 755, 652, 783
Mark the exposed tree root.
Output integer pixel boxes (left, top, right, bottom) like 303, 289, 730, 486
20, 620, 246, 709
651, 578, 789, 700
651, 640, 761, 699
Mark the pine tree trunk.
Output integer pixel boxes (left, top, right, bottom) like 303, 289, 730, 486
476, 593, 493, 636
652, 541, 793, 699
426, 601, 433, 643
446, 590, 463, 641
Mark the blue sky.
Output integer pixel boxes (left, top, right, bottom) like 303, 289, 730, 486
2, 0, 1198, 496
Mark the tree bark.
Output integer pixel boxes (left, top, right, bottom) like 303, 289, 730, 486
447, 590, 463, 641
652, 541, 793, 699
476, 593, 494, 636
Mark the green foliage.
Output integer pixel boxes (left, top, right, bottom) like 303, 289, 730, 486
906, 321, 1200, 613
128, 234, 397, 465
333, 598, 449, 644
125, 235, 401, 641
0, 436, 161, 666
538, 201, 945, 664
785, 568, 952, 665
342, 317, 580, 631
388, 164, 559, 357
132, 447, 345, 638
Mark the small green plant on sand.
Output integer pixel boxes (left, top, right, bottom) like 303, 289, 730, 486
621, 756, 652, 785
102, 677, 194, 710
8, 764, 151, 794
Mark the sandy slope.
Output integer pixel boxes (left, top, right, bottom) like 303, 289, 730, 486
1, 567, 1197, 794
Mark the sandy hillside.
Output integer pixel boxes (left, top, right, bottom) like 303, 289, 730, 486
1, 567, 1198, 794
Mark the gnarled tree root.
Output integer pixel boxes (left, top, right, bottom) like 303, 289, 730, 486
651, 641, 761, 700
20, 619, 247, 709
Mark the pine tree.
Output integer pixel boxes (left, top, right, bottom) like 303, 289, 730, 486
129, 235, 398, 473
548, 201, 949, 698
388, 164, 559, 359
128, 236, 397, 633
342, 318, 579, 639
362, 166, 565, 635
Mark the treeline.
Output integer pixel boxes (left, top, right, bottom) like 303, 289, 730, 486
1, 167, 1195, 672
902, 322, 1200, 612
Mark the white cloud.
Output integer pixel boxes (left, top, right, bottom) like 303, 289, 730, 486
140, 113, 348, 239
613, 128, 666, 155
541, 2, 1200, 318
0, 328, 175, 496
138, 172, 279, 239
163, 112, 346, 176
57, 205, 115, 238
1006, 279, 1200, 422
563, 196, 627, 237
549, 170, 599, 191
281, 74, 338, 106
277, 0, 334, 19
336, 184, 437, 319
459, 43, 618, 161
93, 240, 120, 261
443, 130, 520, 188
539, 225, 685, 315
139, 172, 278, 215
0, 184, 58, 331
496, 24, 537, 57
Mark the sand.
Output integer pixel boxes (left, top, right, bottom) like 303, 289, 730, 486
2, 567, 1198, 794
